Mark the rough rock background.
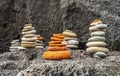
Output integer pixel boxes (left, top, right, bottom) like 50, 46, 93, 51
0, 48, 43, 76
0, 0, 120, 52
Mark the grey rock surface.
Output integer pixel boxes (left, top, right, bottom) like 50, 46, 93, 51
0, 48, 43, 76
0, 48, 119, 76
17, 55, 120, 76
0, 0, 120, 52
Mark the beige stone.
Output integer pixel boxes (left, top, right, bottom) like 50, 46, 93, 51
88, 36, 105, 42
86, 47, 109, 55
23, 34, 35, 38
25, 24, 32, 27
22, 27, 35, 32
63, 37, 77, 41
90, 22, 102, 26
89, 26, 104, 32
24, 25, 32, 29
68, 40, 79, 45
63, 31, 77, 37
21, 43, 36, 48
86, 42, 106, 47
21, 37, 37, 42
21, 42, 36, 44
67, 45, 78, 48
22, 30, 36, 35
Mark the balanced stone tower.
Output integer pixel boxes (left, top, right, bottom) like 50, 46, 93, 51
62, 30, 79, 49
21, 24, 37, 48
86, 19, 109, 56
43, 34, 71, 60
10, 39, 20, 51
36, 35, 44, 49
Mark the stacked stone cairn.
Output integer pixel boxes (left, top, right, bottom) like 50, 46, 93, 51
36, 35, 44, 49
43, 33, 71, 60
62, 30, 79, 49
86, 19, 109, 57
21, 24, 37, 48
9, 39, 20, 51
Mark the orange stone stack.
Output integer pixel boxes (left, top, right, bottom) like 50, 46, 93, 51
43, 34, 71, 60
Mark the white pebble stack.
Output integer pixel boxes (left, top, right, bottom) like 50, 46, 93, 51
86, 20, 109, 56
21, 24, 37, 48
62, 29, 79, 49
36, 35, 44, 49
10, 39, 20, 52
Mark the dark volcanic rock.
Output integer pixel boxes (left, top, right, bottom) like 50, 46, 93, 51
0, 48, 43, 76
0, 0, 16, 53
0, 0, 120, 52
60, 0, 120, 50
0, 61, 17, 70
17, 56, 120, 76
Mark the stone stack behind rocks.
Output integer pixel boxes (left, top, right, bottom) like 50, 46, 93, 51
86, 20, 109, 56
36, 35, 44, 49
21, 24, 37, 48
62, 30, 79, 49
9, 39, 20, 52
43, 34, 71, 60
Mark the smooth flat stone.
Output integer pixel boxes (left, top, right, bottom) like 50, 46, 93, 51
91, 31, 105, 36
86, 47, 109, 55
96, 24, 107, 29
62, 41, 68, 44
68, 40, 79, 45
88, 36, 105, 42
90, 22, 102, 26
25, 24, 32, 27
17, 46, 26, 50
21, 37, 37, 41
36, 43, 44, 46
21, 44, 36, 48
86, 42, 106, 47
22, 30, 36, 35
94, 52, 107, 58
10, 47, 18, 49
22, 27, 35, 32
63, 31, 77, 37
36, 46, 44, 48
11, 42, 19, 44
10, 48, 18, 52
23, 34, 35, 38
24, 25, 32, 29
43, 51, 71, 60
89, 26, 105, 32
21, 42, 36, 44
67, 45, 78, 48
63, 37, 78, 41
